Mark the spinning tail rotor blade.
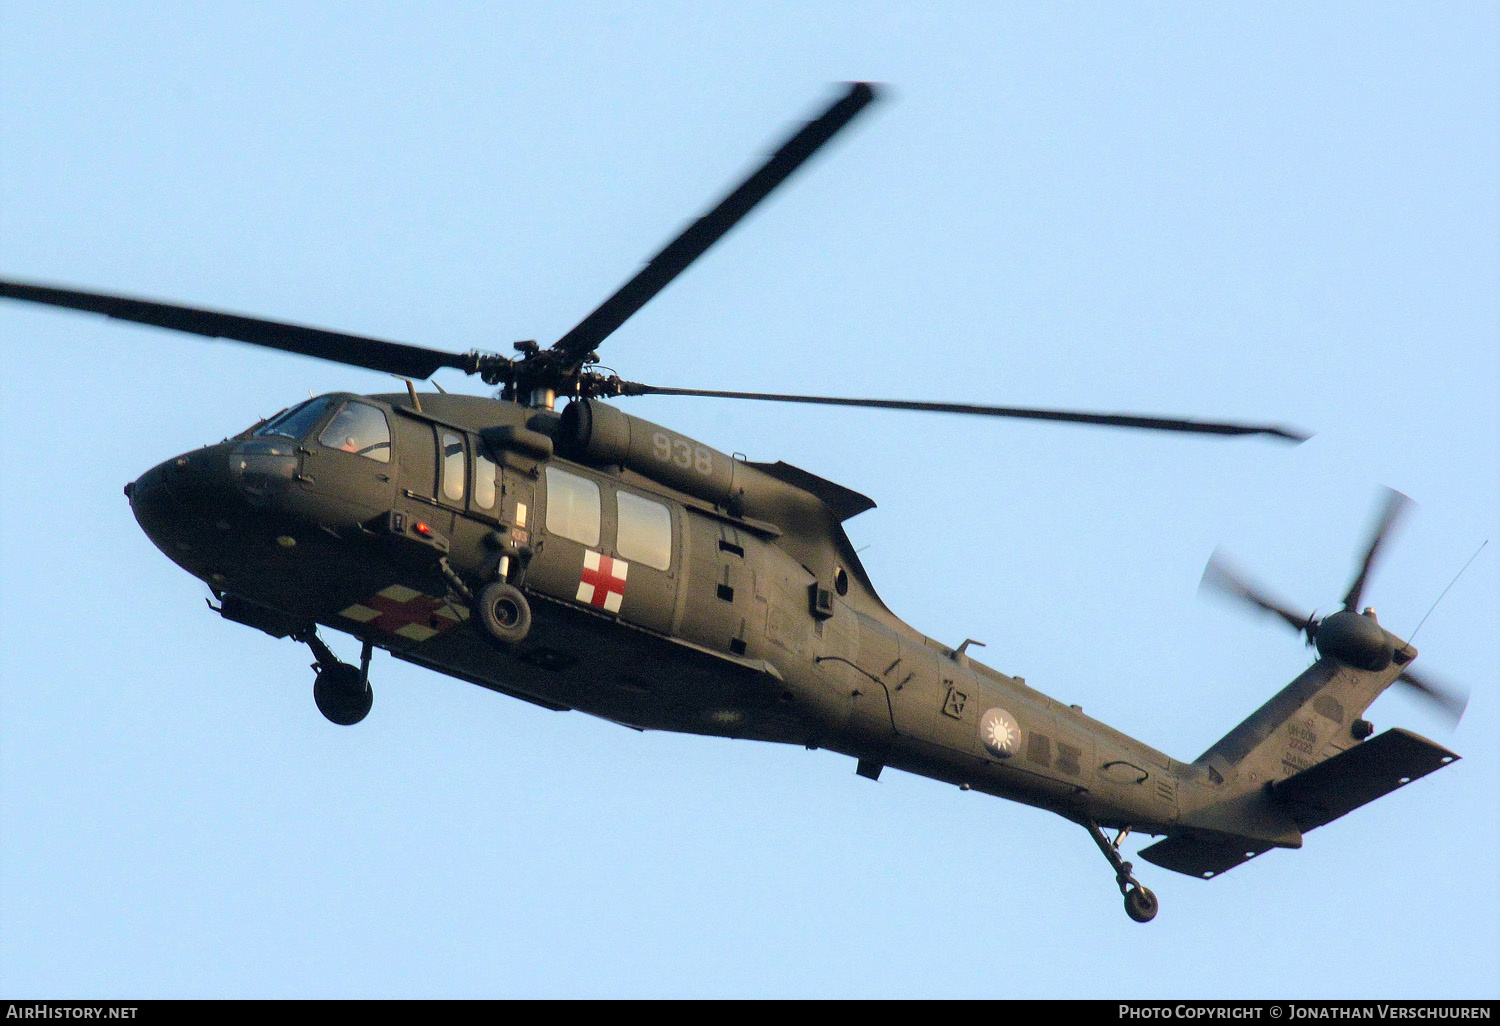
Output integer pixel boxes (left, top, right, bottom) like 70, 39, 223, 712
0, 278, 477, 379
616, 384, 1309, 442
1343, 486, 1413, 611
1199, 548, 1316, 637
1396, 667, 1470, 725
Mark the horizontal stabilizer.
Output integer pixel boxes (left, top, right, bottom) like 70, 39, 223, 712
1269, 728, 1459, 832
1140, 728, 1459, 880
748, 460, 876, 522
1138, 836, 1275, 879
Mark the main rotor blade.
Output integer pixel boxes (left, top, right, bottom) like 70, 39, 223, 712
1343, 486, 1413, 611
1396, 667, 1469, 725
1200, 549, 1316, 635
618, 383, 1309, 442
550, 82, 879, 366
0, 279, 477, 379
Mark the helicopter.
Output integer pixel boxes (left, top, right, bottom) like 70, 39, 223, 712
0, 82, 1469, 923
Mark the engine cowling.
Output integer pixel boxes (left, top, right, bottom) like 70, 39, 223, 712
557, 398, 742, 509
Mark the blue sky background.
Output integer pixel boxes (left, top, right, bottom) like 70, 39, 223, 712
2, 2, 1496, 998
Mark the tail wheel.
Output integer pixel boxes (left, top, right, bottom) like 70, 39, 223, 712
1124, 884, 1159, 924
313, 662, 372, 725
476, 581, 532, 645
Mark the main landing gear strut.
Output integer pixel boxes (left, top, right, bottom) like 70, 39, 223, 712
1085, 819, 1159, 923
295, 628, 373, 726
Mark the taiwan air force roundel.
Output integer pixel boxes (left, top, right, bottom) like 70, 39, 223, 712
979, 708, 1021, 758
577, 550, 628, 613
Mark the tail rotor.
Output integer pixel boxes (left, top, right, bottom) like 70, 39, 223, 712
1199, 488, 1468, 725
1199, 550, 1318, 644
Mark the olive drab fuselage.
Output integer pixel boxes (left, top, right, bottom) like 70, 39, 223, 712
122, 386, 1464, 923
132, 389, 1213, 836
132, 383, 1457, 916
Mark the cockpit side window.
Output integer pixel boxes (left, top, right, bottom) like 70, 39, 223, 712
254, 396, 335, 441
317, 401, 392, 463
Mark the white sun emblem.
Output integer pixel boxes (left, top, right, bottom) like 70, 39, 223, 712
979, 708, 1020, 758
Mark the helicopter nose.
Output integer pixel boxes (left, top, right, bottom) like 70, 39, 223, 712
128, 442, 245, 568
126, 460, 178, 548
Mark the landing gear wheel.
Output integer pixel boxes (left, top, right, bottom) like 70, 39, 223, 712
1084, 819, 1159, 924
476, 581, 532, 645
313, 661, 372, 725
1124, 883, 1159, 924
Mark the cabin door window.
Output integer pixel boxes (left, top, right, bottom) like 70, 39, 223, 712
607, 489, 677, 634
439, 432, 466, 505
615, 490, 672, 571
472, 450, 498, 511
544, 466, 601, 547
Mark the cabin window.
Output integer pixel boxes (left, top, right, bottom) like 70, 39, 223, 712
440, 432, 465, 502
255, 396, 334, 441
316, 401, 391, 463
616, 490, 671, 571
544, 466, 600, 547
473, 449, 498, 510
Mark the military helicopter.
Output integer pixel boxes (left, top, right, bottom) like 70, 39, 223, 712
0, 83, 1469, 923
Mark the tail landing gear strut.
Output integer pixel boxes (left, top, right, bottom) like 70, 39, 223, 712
296, 628, 373, 726
1086, 819, 1159, 923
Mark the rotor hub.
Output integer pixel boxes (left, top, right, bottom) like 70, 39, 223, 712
1312, 609, 1395, 672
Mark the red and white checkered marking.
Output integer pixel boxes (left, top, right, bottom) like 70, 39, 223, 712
576, 550, 628, 613
340, 583, 467, 642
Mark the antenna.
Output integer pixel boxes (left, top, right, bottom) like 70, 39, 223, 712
1410, 539, 1488, 642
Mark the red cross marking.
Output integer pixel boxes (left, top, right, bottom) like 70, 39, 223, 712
580, 554, 627, 609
